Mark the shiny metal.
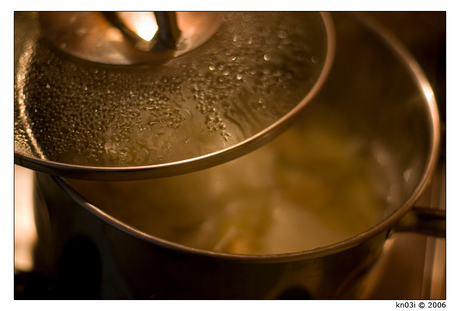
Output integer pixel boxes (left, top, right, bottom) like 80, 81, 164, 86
38, 12, 223, 64
31, 13, 441, 299
394, 207, 445, 237
14, 12, 335, 180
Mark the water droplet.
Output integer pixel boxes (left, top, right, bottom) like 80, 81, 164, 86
263, 54, 271, 61
242, 14, 251, 21
311, 55, 319, 64
236, 74, 243, 80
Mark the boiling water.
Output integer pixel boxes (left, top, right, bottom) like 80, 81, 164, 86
66, 109, 390, 255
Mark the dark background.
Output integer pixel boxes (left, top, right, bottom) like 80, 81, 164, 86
368, 12, 446, 125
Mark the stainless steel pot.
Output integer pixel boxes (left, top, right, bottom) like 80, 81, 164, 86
30, 12, 443, 299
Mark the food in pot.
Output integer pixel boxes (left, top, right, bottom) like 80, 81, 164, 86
66, 107, 390, 255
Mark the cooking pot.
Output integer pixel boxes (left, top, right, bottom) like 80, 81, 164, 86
29, 12, 443, 299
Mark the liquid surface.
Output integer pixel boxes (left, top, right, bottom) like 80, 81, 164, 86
66, 108, 389, 255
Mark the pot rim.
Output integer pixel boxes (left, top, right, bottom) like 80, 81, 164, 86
50, 12, 440, 264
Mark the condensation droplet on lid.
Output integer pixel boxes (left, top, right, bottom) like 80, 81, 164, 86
278, 30, 287, 38
311, 55, 319, 64
236, 74, 243, 80
242, 14, 251, 21
263, 54, 271, 61
75, 27, 88, 36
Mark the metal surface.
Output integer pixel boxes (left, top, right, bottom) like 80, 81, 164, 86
18, 12, 442, 299
13, 162, 446, 299
14, 12, 335, 180
39, 12, 223, 64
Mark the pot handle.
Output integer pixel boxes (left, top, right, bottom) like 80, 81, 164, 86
393, 125, 446, 239
393, 206, 445, 238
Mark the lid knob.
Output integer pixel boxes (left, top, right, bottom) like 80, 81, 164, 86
39, 12, 224, 65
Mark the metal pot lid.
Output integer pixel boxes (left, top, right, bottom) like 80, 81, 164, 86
14, 12, 335, 180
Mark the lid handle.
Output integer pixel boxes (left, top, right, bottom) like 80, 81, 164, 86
102, 12, 182, 52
